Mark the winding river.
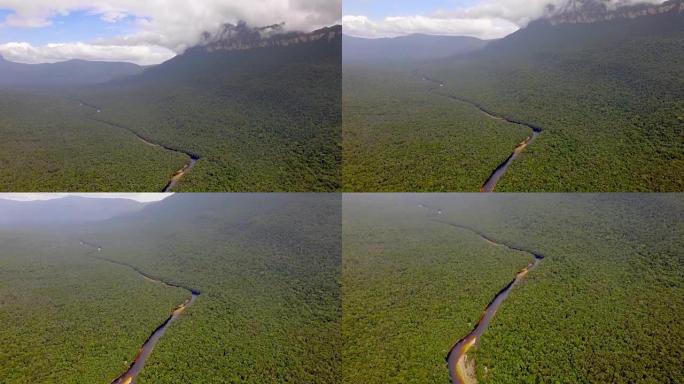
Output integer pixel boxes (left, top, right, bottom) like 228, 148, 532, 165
417, 205, 544, 384
76, 100, 201, 192
420, 76, 543, 192
79, 241, 200, 384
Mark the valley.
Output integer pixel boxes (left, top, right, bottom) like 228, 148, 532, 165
0, 24, 342, 192
0, 233, 189, 383
76, 99, 201, 192
0, 90, 187, 192
420, 75, 543, 192
79, 240, 200, 384
343, 0, 684, 191
0, 194, 341, 383
342, 195, 534, 383
342, 67, 530, 192
342, 194, 683, 383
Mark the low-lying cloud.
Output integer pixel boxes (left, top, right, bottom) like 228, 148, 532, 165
343, 0, 666, 39
0, 0, 341, 64
343, 14, 519, 40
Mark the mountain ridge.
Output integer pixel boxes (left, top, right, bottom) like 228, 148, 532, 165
343, 33, 488, 63
546, 0, 683, 25
0, 196, 146, 227
196, 24, 342, 53
0, 58, 144, 86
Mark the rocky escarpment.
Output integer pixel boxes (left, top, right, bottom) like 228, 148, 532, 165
546, 0, 683, 25
199, 22, 341, 52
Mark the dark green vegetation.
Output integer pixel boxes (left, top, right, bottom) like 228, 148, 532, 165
342, 195, 533, 383
425, 5, 684, 192
344, 1, 684, 191
0, 90, 187, 191
343, 67, 529, 191
0, 194, 341, 383
0, 25, 341, 192
0, 232, 188, 383
343, 194, 683, 383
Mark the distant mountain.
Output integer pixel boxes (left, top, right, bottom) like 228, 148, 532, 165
0, 56, 144, 87
343, 34, 488, 63
0, 197, 146, 227
546, 0, 683, 25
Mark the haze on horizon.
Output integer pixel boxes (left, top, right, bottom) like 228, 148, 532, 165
0, 193, 171, 203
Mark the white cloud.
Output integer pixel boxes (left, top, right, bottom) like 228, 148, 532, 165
342, 15, 519, 40
343, 0, 667, 39
0, 0, 341, 64
0, 41, 175, 65
0, 193, 172, 203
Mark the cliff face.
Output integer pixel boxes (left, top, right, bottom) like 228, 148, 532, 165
199, 23, 342, 53
546, 0, 683, 25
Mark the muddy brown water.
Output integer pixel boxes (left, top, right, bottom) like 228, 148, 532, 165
162, 157, 198, 192
416, 206, 545, 384
445, 255, 542, 384
111, 293, 199, 384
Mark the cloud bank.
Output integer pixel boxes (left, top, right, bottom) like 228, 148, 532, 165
343, 0, 666, 39
0, 0, 341, 64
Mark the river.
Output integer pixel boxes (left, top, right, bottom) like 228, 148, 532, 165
79, 241, 200, 384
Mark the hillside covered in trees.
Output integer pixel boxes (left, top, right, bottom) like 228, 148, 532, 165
0, 194, 341, 383
342, 193, 683, 382
0, 23, 342, 192
343, 0, 683, 191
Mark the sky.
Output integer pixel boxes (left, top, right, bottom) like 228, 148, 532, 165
0, 193, 171, 203
0, 0, 341, 65
343, 0, 666, 39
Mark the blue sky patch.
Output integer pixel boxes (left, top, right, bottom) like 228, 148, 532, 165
0, 10, 137, 45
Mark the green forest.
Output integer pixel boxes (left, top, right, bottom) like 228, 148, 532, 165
0, 90, 187, 191
78, 39, 341, 192
342, 194, 683, 383
342, 66, 529, 192
0, 232, 188, 382
426, 18, 684, 192
342, 195, 533, 383
0, 31, 341, 192
1, 193, 682, 382
343, 13, 684, 192
0, 194, 341, 383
